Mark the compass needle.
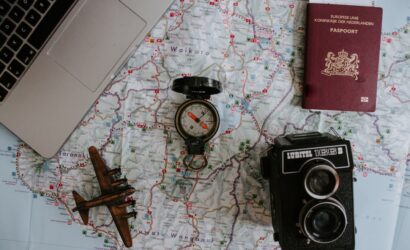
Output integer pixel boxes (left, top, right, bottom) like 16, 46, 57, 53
200, 121, 209, 130
187, 111, 209, 130
188, 112, 199, 122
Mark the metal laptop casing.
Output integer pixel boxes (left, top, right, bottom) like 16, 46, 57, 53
0, 0, 173, 158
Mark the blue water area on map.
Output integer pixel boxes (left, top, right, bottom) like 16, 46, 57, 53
42, 161, 50, 172
376, 0, 410, 32
0, 125, 106, 250
354, 173, 402, 250
241, 99, 251, 111
0, 126, 31, 249
259, 37, 271, 45
393, 165, 410, 250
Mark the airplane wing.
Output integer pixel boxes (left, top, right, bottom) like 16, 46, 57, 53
108, 204, 133, 248
88, 146, 114, 194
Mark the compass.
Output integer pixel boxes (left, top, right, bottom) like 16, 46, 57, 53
176, 99, 219, 144
172, 77, 222, 170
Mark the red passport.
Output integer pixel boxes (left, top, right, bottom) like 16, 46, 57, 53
303, 3, 383, 112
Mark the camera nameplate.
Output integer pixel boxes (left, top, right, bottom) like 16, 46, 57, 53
281, 145, 350, 174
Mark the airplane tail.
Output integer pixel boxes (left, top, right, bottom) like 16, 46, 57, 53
72, 191, 90, 225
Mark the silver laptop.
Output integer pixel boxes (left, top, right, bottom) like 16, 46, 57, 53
0, 0, 174, 158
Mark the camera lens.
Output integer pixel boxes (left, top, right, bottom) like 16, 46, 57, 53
300, 198, 347, 244
304, 164, 339, 199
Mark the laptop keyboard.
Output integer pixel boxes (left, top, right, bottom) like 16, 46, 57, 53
0, 0, 76, 102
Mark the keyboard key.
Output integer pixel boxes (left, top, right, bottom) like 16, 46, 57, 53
8, 59, 25, 77
0, 32, 6, 47
7, 34, 23, 51
16, 21, 32, 38
0, 19, 16, 35
0, 62, 5, 72
18, 0, 32, 10
17, 44, 35, 65
34, 0, 50, 13
9, 6, 25, 23
0, 85, 8, 102
25, 9, 41, 26
28, 0, 75, 50
0, 47, 14, 63
0, 71, 16, 89
0, 2, 11, 16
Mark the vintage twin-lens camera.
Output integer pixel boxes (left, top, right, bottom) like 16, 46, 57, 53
261, 132, 355, 250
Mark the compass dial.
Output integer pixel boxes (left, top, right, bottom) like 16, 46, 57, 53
175, 100, 219, 141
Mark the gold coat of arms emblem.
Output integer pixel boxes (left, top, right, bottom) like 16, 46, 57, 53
321, 49, 360, 80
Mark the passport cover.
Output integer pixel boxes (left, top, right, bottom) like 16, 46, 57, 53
303, 3, 383, 112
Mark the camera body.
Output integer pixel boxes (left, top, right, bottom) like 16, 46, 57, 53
261, 132, 355, 250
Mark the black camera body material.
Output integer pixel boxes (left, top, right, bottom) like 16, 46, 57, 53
261, 132, 355, 250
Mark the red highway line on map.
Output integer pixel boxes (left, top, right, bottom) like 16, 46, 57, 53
212, 0, 292, 53
355, 163, 395, 177
223, 67, 295, 247
380, 57, 410, 103
56, 196, 122, 248
104, 60, 163, 102
44, 150, 123, 247
55, 156, 64, 196
168, 1, 188, 32
100, 58, 165, 156
100, 97, 122, 154
78, 76, 126, 128
103, 60, 153, 93
135, 133, 170, 238
180, 199, 200, 249
180, 170, 202, 249
226, 156, 242, 249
